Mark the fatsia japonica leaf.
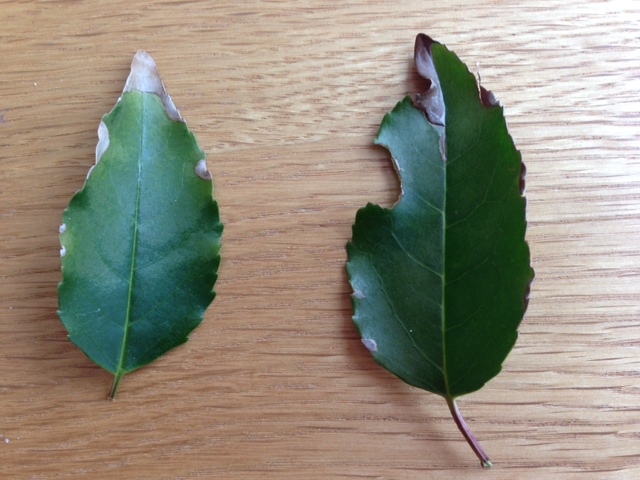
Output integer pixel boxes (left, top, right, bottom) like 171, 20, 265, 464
347, 35, 533, 467
58, 52, 222, 399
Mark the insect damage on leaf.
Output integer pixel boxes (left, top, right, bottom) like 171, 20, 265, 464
58, 51, 222, 399
413, 34, 445, 127
347, 34, 533, 468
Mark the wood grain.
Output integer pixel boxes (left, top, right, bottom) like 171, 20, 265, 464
1, 0, 639, 478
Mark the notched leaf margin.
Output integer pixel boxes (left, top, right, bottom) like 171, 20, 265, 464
58, 51, 219, 398
86, 51, 214, 183
363, 33, 534, 468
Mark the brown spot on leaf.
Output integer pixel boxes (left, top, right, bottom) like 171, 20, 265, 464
480, 86, 500, 108
519, 162, 527, 195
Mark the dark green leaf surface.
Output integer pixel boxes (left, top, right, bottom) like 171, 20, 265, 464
347, 35, 533, 466
58, 52, 222, 397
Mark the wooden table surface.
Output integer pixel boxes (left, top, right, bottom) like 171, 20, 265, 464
1, 0, 639, 478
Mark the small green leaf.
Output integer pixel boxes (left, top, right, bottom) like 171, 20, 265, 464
347, 35, 533, 467
58, 52, 222, 398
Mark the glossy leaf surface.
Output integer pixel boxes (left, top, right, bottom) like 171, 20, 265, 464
347, 35, 533, 466
58, 52, 222, 397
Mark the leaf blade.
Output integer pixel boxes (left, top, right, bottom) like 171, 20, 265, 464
349, 38, 532, 399
347, 35, 533, 464
58, 53, 222, 396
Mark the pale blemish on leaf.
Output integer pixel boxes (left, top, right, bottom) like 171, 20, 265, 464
87, 121, 110, 180
95, 121, 110, 163
59, 223, 66, 234
58, 50, 222, 399
348, 34, 533, 468
195, 159, 212, 181
361, 338, 378, 352
123, 51, 183, 122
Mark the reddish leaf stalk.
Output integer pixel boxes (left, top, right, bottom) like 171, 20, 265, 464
446, 397, 493, 468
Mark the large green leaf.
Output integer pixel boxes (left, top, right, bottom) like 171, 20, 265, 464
58, 52, 222, 398
347, 35, 533, 467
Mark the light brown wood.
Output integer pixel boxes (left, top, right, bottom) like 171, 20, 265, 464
1, 0, 639, 478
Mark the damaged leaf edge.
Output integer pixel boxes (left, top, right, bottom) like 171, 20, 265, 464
88, 51, 213, 183
58, 51, 219, 398
354, 34, 534, 469
63, 51, 215, 255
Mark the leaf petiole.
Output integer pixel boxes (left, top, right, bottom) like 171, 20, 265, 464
108, 373, 124, 400
446, 397, 493, 469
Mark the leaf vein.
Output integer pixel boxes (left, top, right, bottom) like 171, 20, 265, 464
445, 258, 489, 287
370, 258, 444, 375
448, 336, 496, 390
128, 274, 190, 327
404, 185, 444, 214
390, 232, 443, 279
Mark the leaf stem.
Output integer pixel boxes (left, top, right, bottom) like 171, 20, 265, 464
108, 373, 124, 400
446, 397, 493, 469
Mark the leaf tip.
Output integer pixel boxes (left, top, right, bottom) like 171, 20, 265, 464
413, 34, 445, 127
124, 50, 183, 122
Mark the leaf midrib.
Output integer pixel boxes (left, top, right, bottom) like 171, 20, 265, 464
440, 119, 451, 401
115, 93, 146, 377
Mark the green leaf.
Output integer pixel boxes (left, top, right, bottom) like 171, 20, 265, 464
347, 35, 533, 467
58, 52, 222, 398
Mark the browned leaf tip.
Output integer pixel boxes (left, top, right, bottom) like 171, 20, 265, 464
413, 34, 445, 127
